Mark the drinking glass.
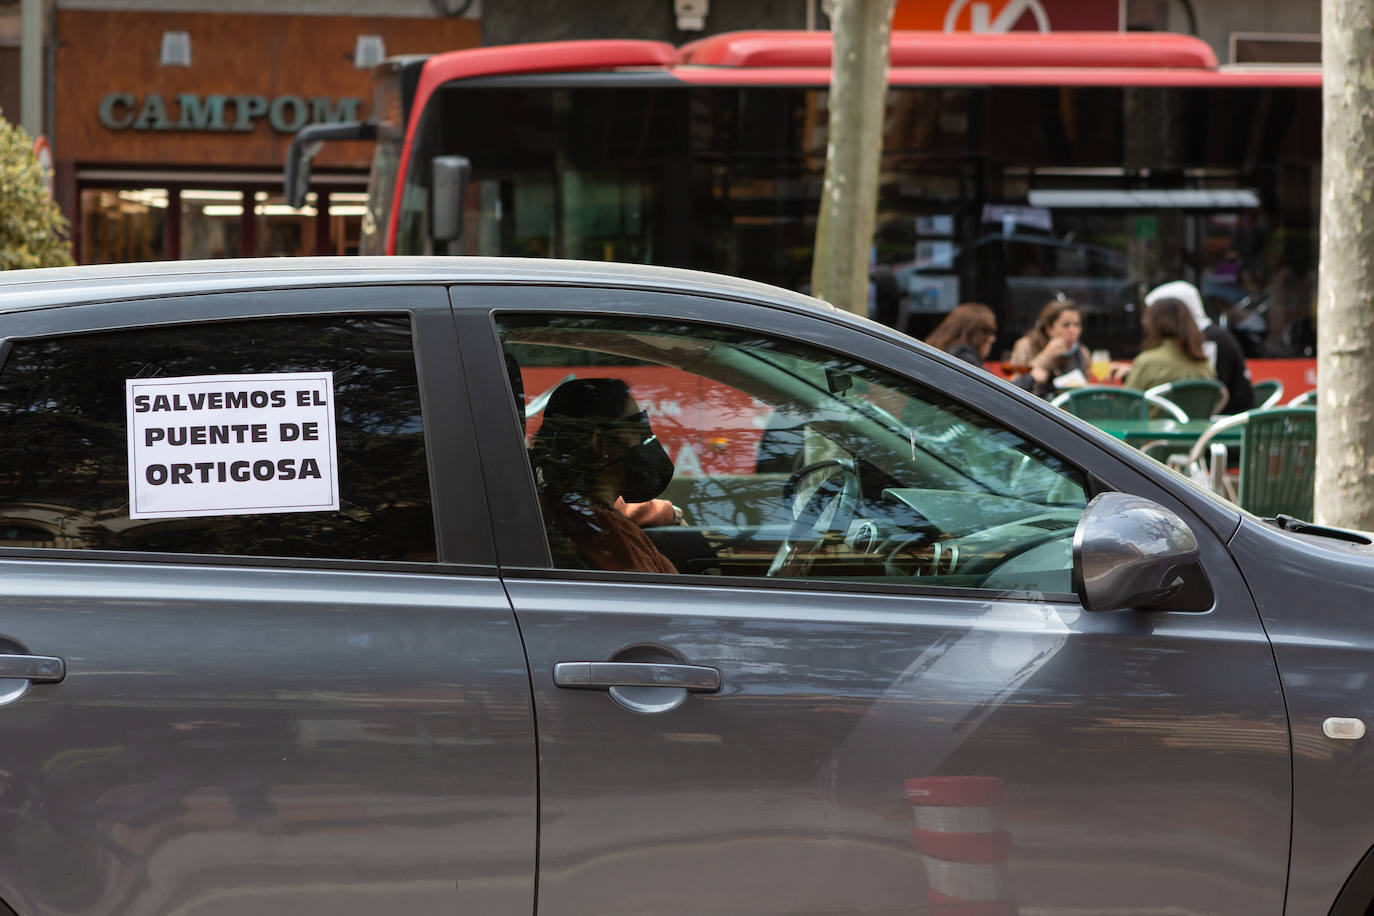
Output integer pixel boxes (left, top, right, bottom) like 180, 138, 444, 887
1090, 349, 1112, 382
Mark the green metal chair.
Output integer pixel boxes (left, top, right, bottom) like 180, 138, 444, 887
1171, 407, 1316, 519
1140, 439, 1192, 468
1251, 378, 1284, 410
1288, 389, 1317, 407
1050, 386, 1188, 422
1145, 378, 1227, 420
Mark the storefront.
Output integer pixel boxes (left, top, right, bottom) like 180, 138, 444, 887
54, 9, 479, 264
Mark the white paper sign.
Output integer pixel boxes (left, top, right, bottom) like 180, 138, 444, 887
125, 372, 339, 520
1052, 368, 1088, 390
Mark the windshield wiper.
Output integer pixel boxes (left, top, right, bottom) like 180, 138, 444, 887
1271, 514, 1372, 545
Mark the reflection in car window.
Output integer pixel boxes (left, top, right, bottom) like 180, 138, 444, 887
0, 316, 435, 561
499, 315, 1089, 593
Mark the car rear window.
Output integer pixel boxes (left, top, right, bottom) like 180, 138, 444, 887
0, 315, 435, 561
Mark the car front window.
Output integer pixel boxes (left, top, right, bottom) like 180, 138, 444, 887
499, 314, 1088, 594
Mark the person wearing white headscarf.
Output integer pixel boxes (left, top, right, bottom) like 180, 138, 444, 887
1144, 281, 1254, 414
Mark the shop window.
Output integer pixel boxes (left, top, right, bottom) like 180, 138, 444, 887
182, 189, 246, 259
256, 191, 311, 257
327, 192, 368, 256
80, 188, 167, 264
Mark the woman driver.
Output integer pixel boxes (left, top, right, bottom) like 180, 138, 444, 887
529, 378, 678, 573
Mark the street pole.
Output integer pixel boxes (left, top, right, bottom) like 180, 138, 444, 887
21, 0, 44, 136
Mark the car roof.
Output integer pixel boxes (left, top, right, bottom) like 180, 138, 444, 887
0, 255, 995, 401
0, 256, 841, 319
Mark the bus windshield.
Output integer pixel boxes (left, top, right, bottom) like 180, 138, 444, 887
380, 78, 1319, 360
359, 65, 410, 256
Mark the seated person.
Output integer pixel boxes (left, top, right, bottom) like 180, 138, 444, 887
1144, 280, 1253, 413
529, 378, 679, 573
1121, 297, 1216, 391
505, 352, 681, 530
925, 301, 997, 369
1009, 299, 1088, 397
616, 495, 681, 527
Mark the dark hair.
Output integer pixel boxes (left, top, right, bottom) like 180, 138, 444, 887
1141, 298, 1207, 361
529, 378, 632, 500
1022, 298, 1080, 353
925, 302, 997, 355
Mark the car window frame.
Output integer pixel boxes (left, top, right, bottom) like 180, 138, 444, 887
454, 282, 1167, 600
0, 283, 496, 572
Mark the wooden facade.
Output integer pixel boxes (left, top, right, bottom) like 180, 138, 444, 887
54, 9, 479, 263
56, 9, 478, 169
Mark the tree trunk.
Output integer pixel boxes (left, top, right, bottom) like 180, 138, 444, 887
1316, 0, 1374, 527
810, 0, 896, 317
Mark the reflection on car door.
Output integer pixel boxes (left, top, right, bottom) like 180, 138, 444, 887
0, 288, 535, 915
462, 289, 1291, 916
0, 561, 533, 916
508, 576, 1291, 915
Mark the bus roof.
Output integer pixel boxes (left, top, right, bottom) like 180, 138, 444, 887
414, 38, 677, 83
678, 30, 1220, 69
388, 31, 1318, 252
414, 30, 1320, 94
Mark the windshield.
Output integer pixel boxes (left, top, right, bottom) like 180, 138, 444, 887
741, 346, 1072, 502
405, 81, 1318, 359
359, 69, 408, 256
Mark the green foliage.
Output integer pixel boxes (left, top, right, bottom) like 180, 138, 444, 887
0, 108, 73, 270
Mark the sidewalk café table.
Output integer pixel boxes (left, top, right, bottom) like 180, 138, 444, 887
1089, 417, 1244, 449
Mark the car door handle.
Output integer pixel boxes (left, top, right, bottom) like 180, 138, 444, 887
0, 654, 66, 683
553, 662, 721, 693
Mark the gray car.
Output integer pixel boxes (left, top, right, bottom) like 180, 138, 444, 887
0, 257, 1368, 916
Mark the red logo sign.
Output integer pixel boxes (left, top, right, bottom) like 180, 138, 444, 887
31, 135, 54, 199
893, 0, 1119, 32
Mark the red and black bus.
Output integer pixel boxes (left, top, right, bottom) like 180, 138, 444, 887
286, 30, 1320, 390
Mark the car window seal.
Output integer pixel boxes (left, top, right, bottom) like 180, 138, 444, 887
496, 565, 1077, 604
0, 546, 498, 578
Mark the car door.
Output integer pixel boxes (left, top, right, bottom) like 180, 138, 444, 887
456, 283, 1290, 916
0, 285, 535, 916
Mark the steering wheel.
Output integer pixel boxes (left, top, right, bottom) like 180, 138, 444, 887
766, 458, 861, 577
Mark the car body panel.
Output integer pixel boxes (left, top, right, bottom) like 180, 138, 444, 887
1228, 517, 1374, 916
0, 277, 536, 915
0, 258, 1361, 914
506, 576, 1289, 915
0, 559, 536, 916
454, 282, 1290, 915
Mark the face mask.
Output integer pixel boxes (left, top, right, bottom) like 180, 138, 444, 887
614, 434, 675, 503
1062, 342, 1081, 358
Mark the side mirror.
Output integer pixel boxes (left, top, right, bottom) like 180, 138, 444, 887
1072, 492, 1213, 613
283, 121, 377, 209
286, 140, 322, 210
430, 155, 471, 246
